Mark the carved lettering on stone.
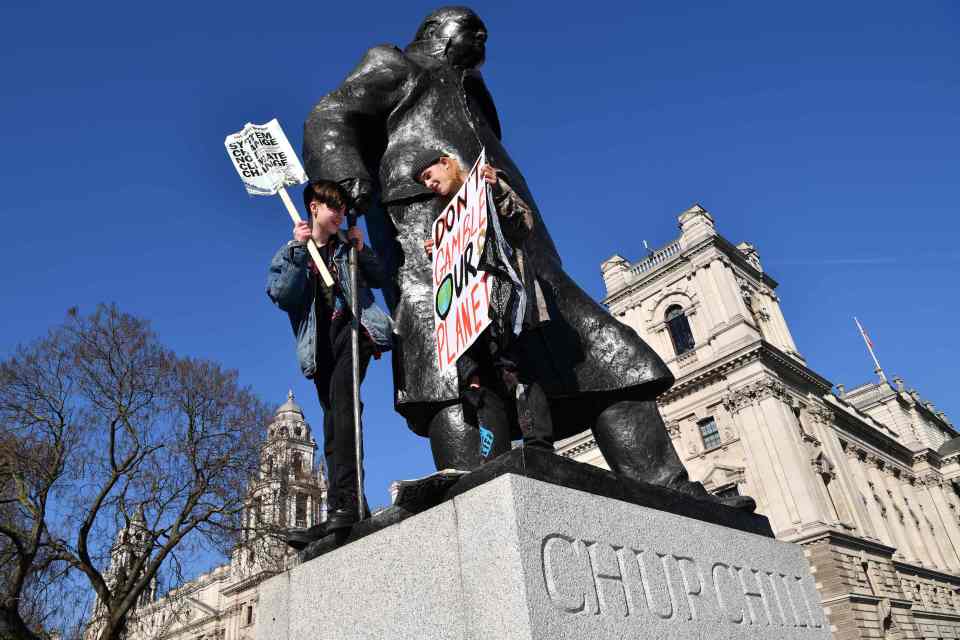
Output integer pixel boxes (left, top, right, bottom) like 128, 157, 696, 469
539, 534, 825, 630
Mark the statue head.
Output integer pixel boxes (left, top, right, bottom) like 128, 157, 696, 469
406, 6, 487, 69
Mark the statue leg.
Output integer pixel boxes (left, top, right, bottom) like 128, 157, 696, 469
593, 400, 756, 511
427, 401, 510, 471
593, 399, 703, 492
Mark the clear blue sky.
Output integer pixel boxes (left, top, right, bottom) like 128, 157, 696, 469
2, 1, 957, 514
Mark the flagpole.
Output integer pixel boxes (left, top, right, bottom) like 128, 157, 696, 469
854, 317, 887, 383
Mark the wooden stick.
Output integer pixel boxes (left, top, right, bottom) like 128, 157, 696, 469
278, 186, 334, 289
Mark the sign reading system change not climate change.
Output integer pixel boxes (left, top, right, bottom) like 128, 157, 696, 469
224, 119, 307, 196
432, 150, 491, 370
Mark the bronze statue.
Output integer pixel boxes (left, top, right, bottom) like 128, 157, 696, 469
304, 6, 753, 509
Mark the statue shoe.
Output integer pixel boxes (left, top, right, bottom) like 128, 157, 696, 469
671, 479, 757, 513
325, 506, 359, 532
716, 494, 757, 513
284, 523, 327, 550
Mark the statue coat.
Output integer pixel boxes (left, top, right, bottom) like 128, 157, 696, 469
304, 45, 673, 437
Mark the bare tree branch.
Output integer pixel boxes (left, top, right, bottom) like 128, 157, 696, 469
0, 305, 271, 640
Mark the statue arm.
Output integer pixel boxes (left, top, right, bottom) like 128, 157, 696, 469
303, 46, 411, 212
357, 244, 388, 290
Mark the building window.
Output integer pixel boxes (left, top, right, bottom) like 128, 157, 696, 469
665, 305, 695, 355
245, 605, 254, 626
292, 453, 303, 475
266, 456, 274, 476
698, 417, 721, 450
296, 493, 307, 528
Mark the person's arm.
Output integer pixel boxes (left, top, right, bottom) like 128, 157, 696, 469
266, 241, 312, 311
303, 46, 412, 212
481, 165, 533, 243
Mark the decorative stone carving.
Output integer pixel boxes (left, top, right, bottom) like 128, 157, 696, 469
812, 451, 837, 479
922, 472, 943, 488
723, 378, 787, 414
664, 419, 680, 438
808, 405, 834, 426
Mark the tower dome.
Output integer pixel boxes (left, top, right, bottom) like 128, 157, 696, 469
276, 389, 304, 418
268, 390, 311, 441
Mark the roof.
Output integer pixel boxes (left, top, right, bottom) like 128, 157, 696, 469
275, 389, 304, 417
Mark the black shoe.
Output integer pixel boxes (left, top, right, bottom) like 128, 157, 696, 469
325, 507, 359, 531
718, 494, 757, 513
671, 480, 757, 513
284, 523, 327, 550
522, 438, 554, 452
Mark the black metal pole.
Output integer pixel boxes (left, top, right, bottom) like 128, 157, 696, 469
346, 213, 364, 520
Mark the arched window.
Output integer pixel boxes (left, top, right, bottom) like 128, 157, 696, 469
665, 305, 695, 355
292, 452, 303, 475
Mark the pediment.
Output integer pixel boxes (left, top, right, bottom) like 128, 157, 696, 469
701, 463, 746, 489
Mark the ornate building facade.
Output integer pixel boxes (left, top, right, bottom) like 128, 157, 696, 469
85, 393, 326, 640
557, 204, 960, 640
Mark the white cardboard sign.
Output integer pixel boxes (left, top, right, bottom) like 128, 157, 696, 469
224, 119, 307, 196
431, 150, 491, 371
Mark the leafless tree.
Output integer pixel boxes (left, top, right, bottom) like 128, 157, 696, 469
0, 305, 272, 640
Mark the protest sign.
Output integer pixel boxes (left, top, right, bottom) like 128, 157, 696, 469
223, 119, 333, 288
432, 150, 491, 371
224, 119, 307, 196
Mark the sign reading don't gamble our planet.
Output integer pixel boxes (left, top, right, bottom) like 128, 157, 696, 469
432, 150, 491, 371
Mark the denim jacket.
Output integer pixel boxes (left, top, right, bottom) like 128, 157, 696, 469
266, 232, 393, 379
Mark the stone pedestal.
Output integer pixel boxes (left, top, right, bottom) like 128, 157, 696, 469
256, 472, 830, 639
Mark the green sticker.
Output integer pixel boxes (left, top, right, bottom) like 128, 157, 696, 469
436, 274, 454, 320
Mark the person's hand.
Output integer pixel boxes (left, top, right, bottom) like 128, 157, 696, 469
424, 238, 434, 258
347, 226, 365, 251
293, 220, 311, 242
480, 164, 498, 186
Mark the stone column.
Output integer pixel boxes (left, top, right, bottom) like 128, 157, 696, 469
767, 292, 799, 354
723, 389, 777, 524
692, 263, 720, 329
744, 384, 802, 527
847, 445, 897, 547
860, 459, 901, 553
915, 476, 951, 570
924, 476, 960, 570
715, 259, 750, 320
902, 475, 942, 568
806, 407, 873, 534
705, 259, 733, 322
768, 398, 834, 525
836, 445, 879, 538
871, 462, 919, 563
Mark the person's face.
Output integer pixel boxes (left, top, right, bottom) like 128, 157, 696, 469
438, 13, 487, 68
419, 157, 462, 196
310, 201, 345, 239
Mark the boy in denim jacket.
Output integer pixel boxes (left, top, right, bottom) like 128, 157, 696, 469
267, 180, 392, 534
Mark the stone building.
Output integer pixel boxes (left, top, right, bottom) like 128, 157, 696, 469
557, 204, 960, 640
85, 392, 326, 640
